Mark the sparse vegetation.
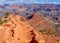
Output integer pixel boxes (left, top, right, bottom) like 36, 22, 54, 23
5, 12, 11, 18
0, 18, 3, 25
3, 20, 7, 23
39, 30, 46, 34
39, 29, 55, 35
0, 18, 7, 25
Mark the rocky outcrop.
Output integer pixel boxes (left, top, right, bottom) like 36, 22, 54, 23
28, 12, 59, 36
0, 14, 60, 43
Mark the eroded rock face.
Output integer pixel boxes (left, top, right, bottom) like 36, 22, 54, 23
28, 12, 59, 36
0, 14, 60, 43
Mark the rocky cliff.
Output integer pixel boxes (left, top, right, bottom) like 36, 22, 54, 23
0, 14, 60, 43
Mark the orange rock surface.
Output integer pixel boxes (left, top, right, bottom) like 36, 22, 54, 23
0, 14, 60, 43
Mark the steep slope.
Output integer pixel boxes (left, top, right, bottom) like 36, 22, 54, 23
0, 14, 46, 43
28, 12, 59, 36
0, 14, 60, 43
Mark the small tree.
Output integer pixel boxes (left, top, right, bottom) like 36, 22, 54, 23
5, 12, 11, 18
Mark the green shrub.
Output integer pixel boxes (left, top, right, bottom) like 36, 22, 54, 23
5, 12, 11, 18
0, 18, 7, 25
39, 30, 46, 34
39, 29, 55, 35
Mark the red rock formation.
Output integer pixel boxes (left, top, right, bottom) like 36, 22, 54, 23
0, 14, 60, 43
28, 12, 59, 36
